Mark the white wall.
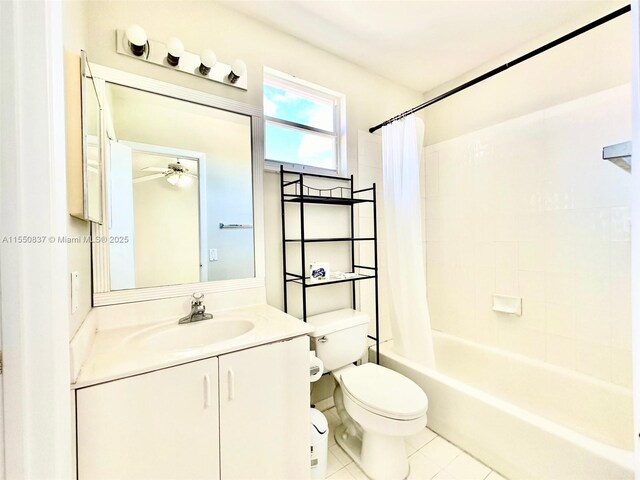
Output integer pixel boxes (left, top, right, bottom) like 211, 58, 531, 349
80, 1, 423, 316
63, 0, 93, 338
356, 132, 393, 343
422, 11, 631, 145
425, 84, 632, 385
62, 9, 90, 474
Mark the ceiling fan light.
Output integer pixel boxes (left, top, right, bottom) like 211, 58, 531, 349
166, 172, 193, 187
166, 173, 180, 185
177, 173, 193, 187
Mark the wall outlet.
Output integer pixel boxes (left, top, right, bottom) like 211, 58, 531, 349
71, 271, 80, 314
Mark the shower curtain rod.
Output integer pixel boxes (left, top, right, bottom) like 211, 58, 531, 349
369, 4, 631, 134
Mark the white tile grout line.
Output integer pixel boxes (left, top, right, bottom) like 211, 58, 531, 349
426, 433, 506, 480
408, 433, 439, 458
409, 431, 506, 480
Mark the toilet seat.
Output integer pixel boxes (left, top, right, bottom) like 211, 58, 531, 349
340, 363, 428, 420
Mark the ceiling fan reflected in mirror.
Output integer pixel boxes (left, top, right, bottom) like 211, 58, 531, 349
134, 160, 197, 187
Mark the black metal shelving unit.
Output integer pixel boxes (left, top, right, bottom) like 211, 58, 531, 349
280, 166, 380, 363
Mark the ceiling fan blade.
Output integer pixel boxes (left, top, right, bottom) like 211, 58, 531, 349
141, 167, 170, 173
133, 173, 165, 184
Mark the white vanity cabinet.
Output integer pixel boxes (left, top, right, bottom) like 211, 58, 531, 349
76, 357, 220, 480
76, 336, 310, 480
219, 336, 309, 480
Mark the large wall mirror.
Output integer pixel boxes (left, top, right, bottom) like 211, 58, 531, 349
88, 64, 265, 306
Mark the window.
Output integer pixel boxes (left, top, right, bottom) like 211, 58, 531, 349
263, 68, 345, 174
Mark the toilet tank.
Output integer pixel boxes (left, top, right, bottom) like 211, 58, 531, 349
307, 309, 370, 372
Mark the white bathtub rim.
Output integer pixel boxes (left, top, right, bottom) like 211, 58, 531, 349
429, 331, 631, 395
374, 340, 634, 472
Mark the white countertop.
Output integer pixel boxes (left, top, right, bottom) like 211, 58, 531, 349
73, 304, 314, 389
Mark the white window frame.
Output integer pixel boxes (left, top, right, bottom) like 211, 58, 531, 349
263, 67, 347, 176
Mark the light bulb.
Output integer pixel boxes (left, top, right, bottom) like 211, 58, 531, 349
228, 59, 246, 84
166, 173, 179, 185
177, 174, 193, 187
199, 49, 217, 75
166, 37, 184, 66
125, 24, 147, 56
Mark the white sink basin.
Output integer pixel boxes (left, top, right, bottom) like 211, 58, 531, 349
134, 317, 256, 352
72, 304, 318, 388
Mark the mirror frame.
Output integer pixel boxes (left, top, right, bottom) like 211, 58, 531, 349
89, 64, 265, 306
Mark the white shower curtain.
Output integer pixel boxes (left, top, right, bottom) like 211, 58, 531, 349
381, 115, 436, 368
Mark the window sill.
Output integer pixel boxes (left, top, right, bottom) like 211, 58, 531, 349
263, 160, 347, 178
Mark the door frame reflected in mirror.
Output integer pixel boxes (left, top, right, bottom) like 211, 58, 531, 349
122, 140, 209, 287
88, 63, 265, 307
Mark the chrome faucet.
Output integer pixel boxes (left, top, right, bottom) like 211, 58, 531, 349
179, 293, 214, 324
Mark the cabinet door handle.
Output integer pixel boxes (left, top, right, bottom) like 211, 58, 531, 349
204, 374, 211, 409
227, 369, 235, 401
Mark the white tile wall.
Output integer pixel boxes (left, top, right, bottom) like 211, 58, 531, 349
424, 84, 632, 386
356, 133, 393, 343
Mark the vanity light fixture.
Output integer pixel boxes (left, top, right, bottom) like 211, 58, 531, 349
115, 27, 248, 90
166, 37, 184, 66
125, 24, 147, 56
199, 49, 217, 76
228, 59, 246, 84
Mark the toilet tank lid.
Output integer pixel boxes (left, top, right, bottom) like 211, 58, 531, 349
307, 309, 369, 338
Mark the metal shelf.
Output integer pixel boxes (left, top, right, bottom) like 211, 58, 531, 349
287, 273, 376, 287
280, 166, 380, 364
284, 237, 375, 243
283, 194, 373, 205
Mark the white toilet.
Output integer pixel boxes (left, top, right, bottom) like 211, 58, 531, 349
308, 309, 428, 480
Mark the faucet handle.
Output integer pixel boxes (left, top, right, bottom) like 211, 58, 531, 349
192, 292, 205, 304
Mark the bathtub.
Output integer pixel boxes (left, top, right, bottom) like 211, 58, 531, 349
373, 333, 634, 479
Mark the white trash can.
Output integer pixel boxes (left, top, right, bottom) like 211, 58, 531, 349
310, 408, 329, 480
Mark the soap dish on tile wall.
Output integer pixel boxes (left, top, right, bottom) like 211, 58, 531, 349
492, 294, 522, 316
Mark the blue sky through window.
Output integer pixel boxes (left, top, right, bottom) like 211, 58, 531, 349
265, 123, 335, 170
264, 82, 337, 170
263, 84, 334, 131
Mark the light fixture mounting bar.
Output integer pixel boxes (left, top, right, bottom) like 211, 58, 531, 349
115, 30, 247, 91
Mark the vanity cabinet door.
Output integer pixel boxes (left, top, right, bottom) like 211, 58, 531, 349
76, 357, 220, 480
219, 336, 310, 480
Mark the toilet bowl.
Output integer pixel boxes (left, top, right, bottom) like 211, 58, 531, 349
307, 309, 429, 480
333, 363, 428, 480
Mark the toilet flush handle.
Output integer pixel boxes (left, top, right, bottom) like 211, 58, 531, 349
317, 336, 328, 343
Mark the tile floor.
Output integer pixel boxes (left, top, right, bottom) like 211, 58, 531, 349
322, 408, 507, 480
